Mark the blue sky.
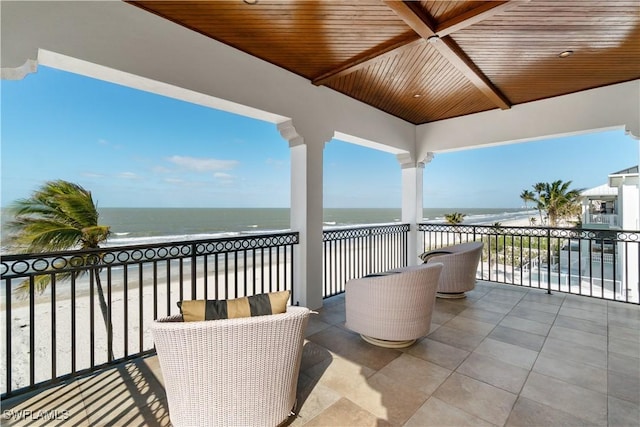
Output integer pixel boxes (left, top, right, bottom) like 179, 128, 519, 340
2, 66, 638, 209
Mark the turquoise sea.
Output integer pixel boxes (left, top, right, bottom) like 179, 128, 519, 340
1, 207, 534, 249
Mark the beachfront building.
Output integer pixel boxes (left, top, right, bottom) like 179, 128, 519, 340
2, 2, 640, 425
580, 166, 640, 230
569, 166, 640, 301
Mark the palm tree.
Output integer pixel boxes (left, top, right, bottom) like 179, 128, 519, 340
6, 180, 113, 356
520, 189, 535, 210
540, 180, 583, 227
521, 180, 582, 227
444, 212, 466, 225
533, 182, 546, 224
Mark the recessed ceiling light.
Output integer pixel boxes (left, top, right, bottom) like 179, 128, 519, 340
558, 50, 573, 58
413, 94, 422, 98
427, 35, 440, 44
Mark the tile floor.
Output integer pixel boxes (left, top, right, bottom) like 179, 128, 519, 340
2, 281, 639, 426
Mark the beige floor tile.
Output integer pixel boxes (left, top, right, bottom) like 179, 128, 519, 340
308, 355, 376, 396
533, 354, 608, 394
488, 325, 546, 351
376, 353, 451, 396
345, 372, 429, 426
509, 306, 557, 325
506, 396, 600, 427
1, 381, 90, 427
608, 395, 640, 427
553, 314, 607, 336
116, 398, 171, 427
291, 375, 342, 426
458, 307, 505, 324
433, 372, 517, 426
305, 316, 332, 337
499, 314, 552, 336
78, 364, 167, 426
435, 300, 470, 315
443, 315, 496, 336
427, 325, 486, 352
609, 336, 640, 359
520, 291, 565, 306
456, 352, 529, 394
609, 324, 640, 344
307, 326, 401, 371
299, 340, 334, 373
431, 310, 457, 325
558, 306, 607, 324
406, 338, 470, 370
303, 398, 388, 427
608, 351, 640, 377
515, 300, 560, 314
472, 299, 517, 314
548, 325, 607, 351
473, 338, 538, 370
404, 397, 495, 427
540, 337, 607, 369
608, 370, 640, 404
520, 372, 607, 425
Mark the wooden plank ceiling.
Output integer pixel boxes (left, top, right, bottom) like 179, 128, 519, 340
128, 0, 640, 124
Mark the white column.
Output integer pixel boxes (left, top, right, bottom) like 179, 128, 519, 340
397, 152, 433, 265
278, 120, 327, 310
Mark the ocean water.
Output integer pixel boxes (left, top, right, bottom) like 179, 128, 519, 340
1, 207, 534, 249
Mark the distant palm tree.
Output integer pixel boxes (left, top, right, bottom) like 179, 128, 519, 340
444, 212, 466, 225
521, 180, 582, 227
540, 180, 582, 227
520, 190, 535, 210
533, 182, 546, 224
6, 180, 113, 356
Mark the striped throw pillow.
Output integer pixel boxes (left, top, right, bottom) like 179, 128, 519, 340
178, 290, 290, 322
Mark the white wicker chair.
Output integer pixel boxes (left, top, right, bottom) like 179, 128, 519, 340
345, 263, 443, 348
420, 241, 484, 298
151, 306, 310, 427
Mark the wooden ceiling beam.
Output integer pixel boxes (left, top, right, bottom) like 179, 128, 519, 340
384, 0, 512, 110
436, 1, 527, 37
312, 33, 421, 86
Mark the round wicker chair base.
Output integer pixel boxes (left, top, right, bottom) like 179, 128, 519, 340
360, 334, 416, 348
437, 292, 466, 299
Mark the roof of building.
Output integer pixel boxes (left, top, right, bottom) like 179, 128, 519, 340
611, 165, 639, 175
581, 184, 618, 198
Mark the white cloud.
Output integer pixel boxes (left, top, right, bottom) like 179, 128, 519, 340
164, 178, 184, 184
82, 172, 105, 178
168, 155, 238, 172
117, 172, 140, 180
214, 172, 234, 180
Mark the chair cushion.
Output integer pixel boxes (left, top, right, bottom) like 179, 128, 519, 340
178, 290, 290, 322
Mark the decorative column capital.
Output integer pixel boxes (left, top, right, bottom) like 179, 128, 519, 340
423, 152, 435, 165
396, 152, 431, 169
1, 59, 38, 80
277, 119, 304, 148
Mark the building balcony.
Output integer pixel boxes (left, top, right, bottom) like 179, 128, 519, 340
585, 214, 620, 228
2, 281, 639, 426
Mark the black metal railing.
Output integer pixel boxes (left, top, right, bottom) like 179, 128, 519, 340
419, 223, 640, 304
0, 232, 298, 398
322, 224, 410, 297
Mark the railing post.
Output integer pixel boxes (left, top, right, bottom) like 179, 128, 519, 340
546, 228, 552, 295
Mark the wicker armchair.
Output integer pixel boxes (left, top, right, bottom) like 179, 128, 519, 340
420, 241, 484, 298
345, 263, 443, 348
151, 306, 310, 427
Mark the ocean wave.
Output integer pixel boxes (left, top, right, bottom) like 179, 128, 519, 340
104, 231, 242, 247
